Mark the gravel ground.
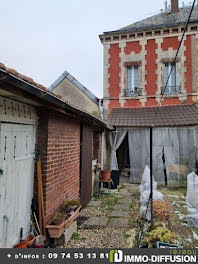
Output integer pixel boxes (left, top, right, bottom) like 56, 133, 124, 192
64, 184, 140, 248
65, 227, 136, 248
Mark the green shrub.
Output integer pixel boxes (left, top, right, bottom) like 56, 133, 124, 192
146, 227, 177, 248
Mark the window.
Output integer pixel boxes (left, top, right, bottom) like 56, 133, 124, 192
125, 65, 142, 97
163, 62, 180, 94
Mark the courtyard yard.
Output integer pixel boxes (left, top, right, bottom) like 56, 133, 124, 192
65, 184, 140, 248
63, 184, 198, 248
160, 187, 198, 248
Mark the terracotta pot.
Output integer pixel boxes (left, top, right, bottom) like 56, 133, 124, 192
27, 234, 36, 247
100, 170, 111, 181
45, 206, 81, 238
14, 240, 27, 248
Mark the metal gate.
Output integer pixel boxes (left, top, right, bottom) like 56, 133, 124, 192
80, 124, 93, 208
0, 123, 35, 248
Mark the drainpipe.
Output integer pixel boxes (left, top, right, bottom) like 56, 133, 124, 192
99, 98, 104, 169
99, 99, 104, 119
101, 131, 105, 169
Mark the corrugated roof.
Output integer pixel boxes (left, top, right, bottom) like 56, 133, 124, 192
103, 6, 198, 35
109, 105, 198, 127
48, 71, 99, 105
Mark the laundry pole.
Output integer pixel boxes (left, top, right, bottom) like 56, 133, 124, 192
150, 126, 154, 230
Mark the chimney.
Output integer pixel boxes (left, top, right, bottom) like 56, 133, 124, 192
171, 0, 179, 13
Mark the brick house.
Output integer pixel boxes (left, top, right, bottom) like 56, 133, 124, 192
0, 63, 110, 247
100, 1, 198, 185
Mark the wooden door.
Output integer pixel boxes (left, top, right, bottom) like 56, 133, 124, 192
0, 123, 35, 248
80, 125, 93, 208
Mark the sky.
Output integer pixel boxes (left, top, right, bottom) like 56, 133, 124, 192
0, 0, 194, 98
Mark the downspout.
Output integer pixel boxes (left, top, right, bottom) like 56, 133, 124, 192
101, 131, 104, 169
99, 99, 104, 119
99, 99, 104, 169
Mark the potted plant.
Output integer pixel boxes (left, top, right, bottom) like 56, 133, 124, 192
52, 212, 68, 225
45, 200, 81, 238
100, 169, 111, 181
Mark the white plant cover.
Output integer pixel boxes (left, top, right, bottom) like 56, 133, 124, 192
139, 165, 157, 193
140, 190, 164, 206
139, 166, 164, 220
186, 172, 198, 227
186, 172, 198, 209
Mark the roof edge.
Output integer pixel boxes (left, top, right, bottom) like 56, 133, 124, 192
48, 71, 99, 105
0, 67, 112, 130
100, 19, 198, 37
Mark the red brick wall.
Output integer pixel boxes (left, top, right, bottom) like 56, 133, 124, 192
108, 44, 121, 97
124, 41, 141, 54
145, 39, 158, 97
36, 110, 80, 225
161, 36, 179, 51
108, 100, 121, 117
106, 33, 194, 115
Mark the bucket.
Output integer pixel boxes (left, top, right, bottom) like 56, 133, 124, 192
100, 170, 111, 181
111, 170, 120, 189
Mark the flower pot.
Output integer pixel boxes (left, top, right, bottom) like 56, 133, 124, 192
14, 240, 27, 248
45, 206, 81, 238
100, 170, 111, 181
27, 234, 36, 247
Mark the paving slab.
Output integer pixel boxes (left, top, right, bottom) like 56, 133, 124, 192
110, 210, 129, 217
117, 197, 132, 205
108, 218, 129, 228
114, 203, 130, 211
87, 200, 102, 207
84, 217, 109, 227
114, 193, 126, 199
118, 188, 129, 194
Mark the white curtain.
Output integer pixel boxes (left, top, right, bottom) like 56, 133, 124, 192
128, 128, 150, 183
152, 128, 165, 183
128, 126, 198, 185
109, 129, 127, 170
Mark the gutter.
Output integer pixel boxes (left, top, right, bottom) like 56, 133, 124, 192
100, 19, 198, 38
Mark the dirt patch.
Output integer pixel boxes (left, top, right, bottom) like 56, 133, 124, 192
160, 187, 198, 247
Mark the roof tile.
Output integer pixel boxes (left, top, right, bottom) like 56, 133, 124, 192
104, 6, 198, 35
109, 105, 198, 127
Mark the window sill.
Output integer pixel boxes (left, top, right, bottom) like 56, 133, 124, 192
120, 93, 185, 100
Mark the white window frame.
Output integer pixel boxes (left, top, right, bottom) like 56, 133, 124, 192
126, 64, 139, 92
163, 62, 180, 94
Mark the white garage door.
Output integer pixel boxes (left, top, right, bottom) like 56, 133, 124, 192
0, 123, 35, 248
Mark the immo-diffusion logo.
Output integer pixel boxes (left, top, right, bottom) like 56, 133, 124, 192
109, 250, 123, 263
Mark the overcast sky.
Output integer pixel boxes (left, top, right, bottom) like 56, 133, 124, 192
0, 0, 193, 98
